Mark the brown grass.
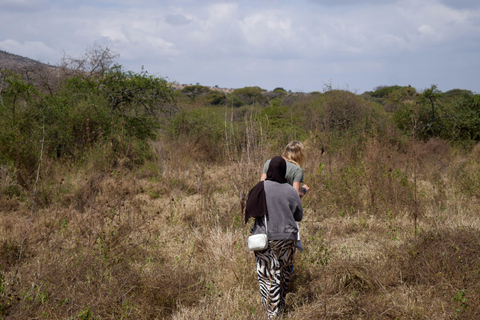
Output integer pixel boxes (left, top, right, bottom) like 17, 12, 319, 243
2, 131, 480, 319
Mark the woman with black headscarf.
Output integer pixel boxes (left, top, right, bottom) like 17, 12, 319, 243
245, 156, 303, 318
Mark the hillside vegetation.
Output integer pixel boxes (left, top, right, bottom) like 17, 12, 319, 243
1, 48, 480, 319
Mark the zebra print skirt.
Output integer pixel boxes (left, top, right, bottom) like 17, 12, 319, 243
254, 239, 296, 319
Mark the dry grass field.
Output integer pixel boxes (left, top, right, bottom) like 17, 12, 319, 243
2, 130, 480, 319
2, 47, 480, 319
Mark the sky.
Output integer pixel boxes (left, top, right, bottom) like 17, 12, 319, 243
1, 0, 479, 94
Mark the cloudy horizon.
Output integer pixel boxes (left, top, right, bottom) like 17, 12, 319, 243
1, 0, 479, 93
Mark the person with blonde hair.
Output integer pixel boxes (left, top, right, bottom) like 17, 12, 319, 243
260, 141, 310, 253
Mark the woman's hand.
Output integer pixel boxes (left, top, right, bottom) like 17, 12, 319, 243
300, 184, 310, 197
293, 182, 310, 198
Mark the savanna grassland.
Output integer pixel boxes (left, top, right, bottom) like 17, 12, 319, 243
1, 48, 480, 319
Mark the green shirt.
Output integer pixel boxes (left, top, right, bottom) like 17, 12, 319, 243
263, 159, 303, 185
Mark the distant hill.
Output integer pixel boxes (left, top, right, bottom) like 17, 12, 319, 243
0, 50, 58, 71
0, 50, 64, 92
0, 50, 235, 93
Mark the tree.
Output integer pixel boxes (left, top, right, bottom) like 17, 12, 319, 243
37, 65, 176, 158
452, 93, 480, 141
59, 43, 120, 78
370, 85, 403, 98
422, 84, 441, 124
181, 85, 212, 100
0, 71, 38, 122
384, 86, 416, 112
100, 65, 174, 116
231, 86, 267, 105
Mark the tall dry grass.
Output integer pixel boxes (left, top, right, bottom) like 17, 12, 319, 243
2, 120, 480, 319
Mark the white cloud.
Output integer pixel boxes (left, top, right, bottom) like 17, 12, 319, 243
418, 25, 435, 35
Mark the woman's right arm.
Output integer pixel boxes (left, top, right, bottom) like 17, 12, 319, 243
293, 182, 310, 198
293, 165, 310, 198
293, 181, 302, 197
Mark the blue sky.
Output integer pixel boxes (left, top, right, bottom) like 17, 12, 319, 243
1, 0, 479, 93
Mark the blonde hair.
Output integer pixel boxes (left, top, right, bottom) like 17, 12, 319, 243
282, 140, 305, 167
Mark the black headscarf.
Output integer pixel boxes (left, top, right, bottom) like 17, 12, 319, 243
266, 156, 288, 183
244, 156, 287, 223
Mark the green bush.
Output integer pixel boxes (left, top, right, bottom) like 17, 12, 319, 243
166, 107, 224, 161
393, 86, 480, 144
260, 103, 308, 145
370, 85, 404, 98
442, 89, 473, 102
0, 66, 175, 189
225, 94, 245, 108
230, 86, 267, 106
451, 93, 480, 142
180, 85, 212, 100
198, 91, 226, 106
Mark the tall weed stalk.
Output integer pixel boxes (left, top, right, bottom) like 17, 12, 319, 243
224, 105, 268, 215
7, 122, 45, 318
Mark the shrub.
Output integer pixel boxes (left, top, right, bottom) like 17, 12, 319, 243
198, 90, 226, 106
371, 85, 404, 98
180, 84, 212, 100
398, 229, 480, 318
166, 107, 224, 162
230, 86, 267, 106
393, 87, 480, 144
0, 66, 174, 176
451, 93, 480, 142
260, 103, 308, 146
